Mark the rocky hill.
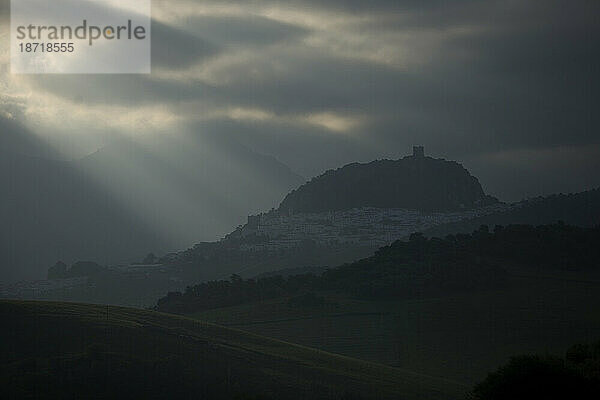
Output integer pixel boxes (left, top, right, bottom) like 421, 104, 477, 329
278, 147, 498, 214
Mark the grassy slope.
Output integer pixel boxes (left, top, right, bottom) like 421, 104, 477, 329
190, 269, 600, 385
0, 300, 466, 400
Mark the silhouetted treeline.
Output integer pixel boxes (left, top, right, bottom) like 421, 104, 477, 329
156, 223, 600, 314
157, 273, 322, 314
472, 340, 600, 399
425, 188, 600, 237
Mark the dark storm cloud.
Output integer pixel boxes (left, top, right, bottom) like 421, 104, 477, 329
23, 74, 202, 105
181, 14, 309, 46
152, 20, 219, 68
5, 0, 599, 200
205, 0, 481, 13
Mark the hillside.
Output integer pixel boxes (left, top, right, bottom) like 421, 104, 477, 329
156, 223, 600, 314
424, 188, 600, 237
190, 272, 600, 386
78, 131, 304, 245
0, 116, 303, 282
279, 148, 498, 214
0, 300, 466, 400
0, 117, 169, 283
152, 224, 600, 384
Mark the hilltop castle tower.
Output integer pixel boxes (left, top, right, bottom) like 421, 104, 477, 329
413, 146, 425, 158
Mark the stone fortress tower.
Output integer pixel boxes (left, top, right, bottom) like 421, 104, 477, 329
412, 146, 425, 158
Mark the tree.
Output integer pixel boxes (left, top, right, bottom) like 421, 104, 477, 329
472, 346, 600, 399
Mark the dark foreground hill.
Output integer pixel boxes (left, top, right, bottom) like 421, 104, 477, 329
279, 148, 498, 213
0, 300, 466, 400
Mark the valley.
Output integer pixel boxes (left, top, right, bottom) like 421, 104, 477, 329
189, 269, 600, 385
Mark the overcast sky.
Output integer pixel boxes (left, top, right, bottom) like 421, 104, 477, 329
1, 0, 599, 201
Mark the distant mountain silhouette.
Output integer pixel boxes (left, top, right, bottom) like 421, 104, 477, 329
78, 131, 304, 244
0, 119, 170, 282
278, 147, 498, 213
0, 117, 303, 282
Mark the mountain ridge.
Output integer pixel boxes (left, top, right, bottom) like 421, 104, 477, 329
279, 148, 498, 214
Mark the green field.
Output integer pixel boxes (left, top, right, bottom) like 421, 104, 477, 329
190, 268, 600, 385
0, 300, 467, 399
